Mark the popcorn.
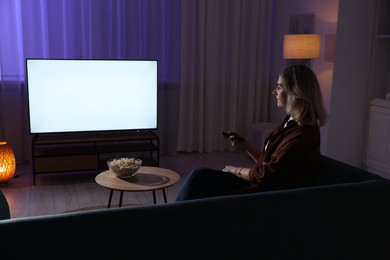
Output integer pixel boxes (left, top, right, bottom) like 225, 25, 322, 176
107, 157, 142, 177
109, 158, 140, 169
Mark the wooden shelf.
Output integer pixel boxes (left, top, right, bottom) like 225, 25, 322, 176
31, 130, 159, 185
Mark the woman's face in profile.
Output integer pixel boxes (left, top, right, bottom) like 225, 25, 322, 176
272, 76, 287, 110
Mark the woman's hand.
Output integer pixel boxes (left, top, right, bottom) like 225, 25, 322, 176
221, 131, 246, 147
221, 130, 260, 163
222, 165, 251, 181
222, 165, 242, 177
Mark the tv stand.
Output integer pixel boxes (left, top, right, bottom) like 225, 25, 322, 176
31, 130, 159, 185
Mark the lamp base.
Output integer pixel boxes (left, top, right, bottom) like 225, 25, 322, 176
297, 59, 310, 65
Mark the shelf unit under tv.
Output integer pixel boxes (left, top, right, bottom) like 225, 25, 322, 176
31, 130, 159, 185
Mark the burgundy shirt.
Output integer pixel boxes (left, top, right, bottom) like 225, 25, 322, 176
248, 115, 321, 191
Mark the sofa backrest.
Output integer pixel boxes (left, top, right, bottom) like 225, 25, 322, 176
1, 177, 390, 259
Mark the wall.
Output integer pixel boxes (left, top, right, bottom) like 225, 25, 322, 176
269, 0, 339, 155
327, 0, 378, 167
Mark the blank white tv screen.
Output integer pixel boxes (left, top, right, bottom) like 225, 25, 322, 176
26, 59, 158, 134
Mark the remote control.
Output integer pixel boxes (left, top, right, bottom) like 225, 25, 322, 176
221, 131, 245, 141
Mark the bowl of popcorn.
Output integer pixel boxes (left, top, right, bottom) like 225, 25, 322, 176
107, 157, 142, 178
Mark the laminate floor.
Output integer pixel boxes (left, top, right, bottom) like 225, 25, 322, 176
1, 150, 254, 219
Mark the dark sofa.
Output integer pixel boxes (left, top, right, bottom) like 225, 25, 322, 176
1, 155, 390, 259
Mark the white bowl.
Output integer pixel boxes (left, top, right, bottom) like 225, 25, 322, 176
107, 157, 142, 178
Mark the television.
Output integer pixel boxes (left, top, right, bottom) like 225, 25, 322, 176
26, 59, 158, 134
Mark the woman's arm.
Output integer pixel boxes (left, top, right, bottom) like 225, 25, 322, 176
223, 131, 262, 162
241, 140, 262, 162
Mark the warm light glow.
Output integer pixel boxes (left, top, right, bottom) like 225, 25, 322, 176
324, 34, 336, 63
283, 34, 321, 59
0, 141, 16, 183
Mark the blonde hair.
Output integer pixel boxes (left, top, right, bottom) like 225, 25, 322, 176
279, 64, 327, 126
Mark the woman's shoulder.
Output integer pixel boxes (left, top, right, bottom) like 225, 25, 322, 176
300, 122, 320, 129
288, 122, 320, 137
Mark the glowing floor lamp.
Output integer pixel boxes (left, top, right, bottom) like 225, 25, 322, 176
0, 141, 16, 185
283, 34, 321, 65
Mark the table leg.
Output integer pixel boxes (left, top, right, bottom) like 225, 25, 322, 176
153, 190, 156, 204
153, 190, 157, 204
107, 190, 113, 208
119, 191, 123, 207
162, 189, 167, 203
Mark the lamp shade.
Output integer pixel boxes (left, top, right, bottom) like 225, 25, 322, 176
283, 34, 321, 59
0, 141, 16, 183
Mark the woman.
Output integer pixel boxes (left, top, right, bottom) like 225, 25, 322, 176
175, 64, 328, 201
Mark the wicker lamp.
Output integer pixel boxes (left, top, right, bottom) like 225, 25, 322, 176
0, 141, 16, 184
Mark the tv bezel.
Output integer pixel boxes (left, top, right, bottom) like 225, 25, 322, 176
25, 58, 158, 135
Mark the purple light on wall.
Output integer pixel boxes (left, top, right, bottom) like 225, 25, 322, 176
0, 0, 181, 82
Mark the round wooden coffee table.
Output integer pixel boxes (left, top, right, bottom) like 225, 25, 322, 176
95, 166, 180, 208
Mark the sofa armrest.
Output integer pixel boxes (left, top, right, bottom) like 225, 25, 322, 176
0, 190, 10, 220
310, 155, 384, 186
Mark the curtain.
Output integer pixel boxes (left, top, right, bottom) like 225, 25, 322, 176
1, 0, 180, 79
177, 0, 272, 153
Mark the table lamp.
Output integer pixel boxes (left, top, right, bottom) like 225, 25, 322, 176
0, 141, 16, 184
283, 34, 321, 65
